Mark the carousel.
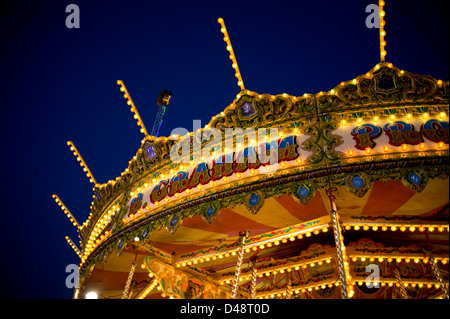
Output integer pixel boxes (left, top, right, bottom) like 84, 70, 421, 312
54, 2, 449, 299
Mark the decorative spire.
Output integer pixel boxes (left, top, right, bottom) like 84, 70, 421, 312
379, 0, 387, 62
117, 80, 149, 136
217, 18, 245, 91
52, 194, 80, 229
67, 141, 98, 185
65, 236, 82, 258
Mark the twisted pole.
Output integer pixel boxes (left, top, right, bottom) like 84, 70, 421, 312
231, 230, 249, 299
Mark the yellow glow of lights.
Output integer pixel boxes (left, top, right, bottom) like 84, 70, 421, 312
379, 0, 387, 62
117, 80, 149, 136
65, 236, 82, 258
218, 18, 245, 91
53, 194, 80, 228
66, 141, 98, 185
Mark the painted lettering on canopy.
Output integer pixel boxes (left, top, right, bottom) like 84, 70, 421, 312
149, 135, 300, 204
420, 119, 449, 143
351, 124, 382, 150
383, 121, 423, 146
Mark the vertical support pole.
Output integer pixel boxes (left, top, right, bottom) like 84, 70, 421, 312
327, 187, 352, 299
231, 230, 249, 299
250, 260, 257, 299
122, 255, 138, 299
429, 257, 450, 299
393, 267, 409, 299
285, 272, 292, 299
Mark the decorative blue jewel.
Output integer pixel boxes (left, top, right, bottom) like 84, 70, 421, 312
352, 176, 364, 189
249, 194, 259, 206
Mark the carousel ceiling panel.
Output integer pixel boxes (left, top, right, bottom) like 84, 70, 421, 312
148, 225, 229, 247
361, 180, 416, 217
334, 185, 374, 217
231, 197, 304, 229
391, 178, 449, 216
274, 193, 328, 222
181, 208, 277, 237
151, 241, 216, 255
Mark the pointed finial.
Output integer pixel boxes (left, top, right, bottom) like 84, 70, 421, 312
217, 18, 245, 91
117, 80, 149, 136
67, 141, 98, 185
53, 194, 81, 229
379, 0, 387, 62
65, 236, 82, 258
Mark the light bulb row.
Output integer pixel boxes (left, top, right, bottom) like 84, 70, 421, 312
116, 80, 148, 136
255, 280, 348, 299
218, 18, 244, 90
175, 226, 329, 268
136, 278, 159, 299
66, 141, 97, 185
53, 194, 80, 228
349, 255, 449, 265
219, 257, 334, 285
340, 109, 447, 128
65, 236, 82, 258
344, 224, 449, 233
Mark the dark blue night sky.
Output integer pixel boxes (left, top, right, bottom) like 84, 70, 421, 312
0, 0, 448, 298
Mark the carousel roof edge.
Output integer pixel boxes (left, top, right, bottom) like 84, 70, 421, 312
79, 62, 449, 239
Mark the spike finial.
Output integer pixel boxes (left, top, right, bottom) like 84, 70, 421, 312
117, 80, 149, 136
379, 0, 387, 62
67, 141, 98, 185
52, 194, 81, 229
218, 18, 245, 91
65, 236, 82, 258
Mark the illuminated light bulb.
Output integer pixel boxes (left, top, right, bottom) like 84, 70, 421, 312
406, 113, 412, 119
378, 258, 384, 262
85, 291, 98, 299
365, 147, 372, 154
383, 145, 389, 153
428, 226, 435, 232
352, 257, 357, 262
341, 119, 346, 126
419, 226, 425, 232
438, 142, 445, 149
363, 225, 369, 231
357, 117, 363, 124
400, 226, 406, 232
391, 226, 397, 231
305, 232, 311, 237
438, 226, 444, 232
439, 111, 446, 118
348, 149, 354, 156
409, 226, 415, 232
354, 225, 360, 231
405, 258, 411, 263
401, 144, 407, 151
442, 259, 448, 265
423, 113, 429, 119
396, 258, 402, 263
